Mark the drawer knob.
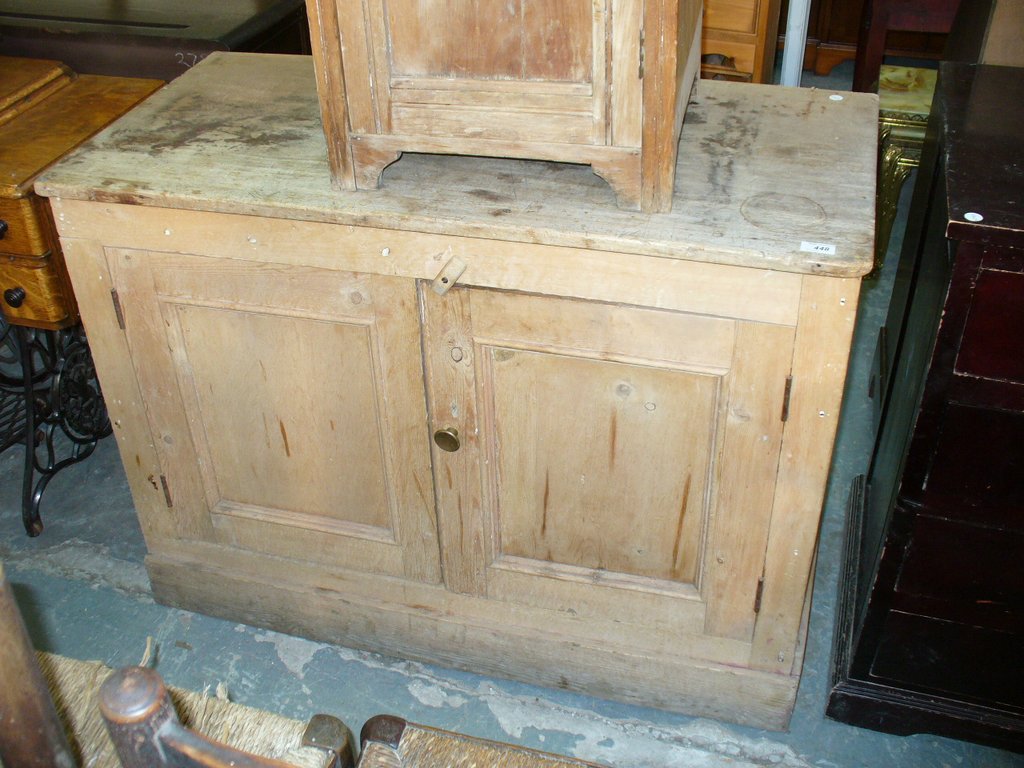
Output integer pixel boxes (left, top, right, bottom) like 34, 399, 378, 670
433, 427, 461, 453
4, 286, 26, 308
0, 219, 8, 239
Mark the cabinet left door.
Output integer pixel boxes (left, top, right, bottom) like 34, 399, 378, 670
107, 248, 442, 584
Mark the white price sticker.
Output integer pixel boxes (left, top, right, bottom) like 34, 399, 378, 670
800, 241, 837, 256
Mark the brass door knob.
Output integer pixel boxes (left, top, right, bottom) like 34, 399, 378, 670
433, 427, 460, 452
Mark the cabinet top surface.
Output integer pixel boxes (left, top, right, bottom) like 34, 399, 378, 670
36, 52, 877, 277
940, 62, 1024, 245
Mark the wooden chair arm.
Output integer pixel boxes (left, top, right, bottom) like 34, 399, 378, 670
100, 666, 354, 768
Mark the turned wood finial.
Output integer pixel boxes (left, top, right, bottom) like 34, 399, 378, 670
99, 665, 354, 768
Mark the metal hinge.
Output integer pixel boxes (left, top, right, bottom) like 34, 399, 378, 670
780, 375, 793, 422
638, 28, 645, 79
159, 474, 173, 508
110, 289, 126, 330
754, 575, 765, 613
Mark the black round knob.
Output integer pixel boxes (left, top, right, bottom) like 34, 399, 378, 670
4, 287, 26, 308
0, 219, 8, 239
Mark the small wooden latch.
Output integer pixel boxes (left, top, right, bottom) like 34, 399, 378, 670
754, 576, 765, 613
431, 255, 467, 296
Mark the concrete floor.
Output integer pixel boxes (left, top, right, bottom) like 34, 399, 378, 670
2, 60, 1022, 768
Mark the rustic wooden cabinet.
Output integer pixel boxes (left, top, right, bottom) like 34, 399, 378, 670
304, 0, 702, 212
38, 53, 876, 728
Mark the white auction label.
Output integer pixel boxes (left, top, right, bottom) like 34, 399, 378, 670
800, 241, 837, 256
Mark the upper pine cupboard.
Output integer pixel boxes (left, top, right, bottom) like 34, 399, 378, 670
303, 0, 703, 212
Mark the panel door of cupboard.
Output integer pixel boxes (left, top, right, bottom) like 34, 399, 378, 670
107, 249, 442, 584
334, 0, 637, 147
422, 286, 795, 644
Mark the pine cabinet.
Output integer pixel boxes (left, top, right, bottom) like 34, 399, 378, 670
305, 0, 702, 211
38, 53, 877, 729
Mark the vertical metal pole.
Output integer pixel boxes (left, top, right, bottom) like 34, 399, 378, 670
780, 0, 813, 86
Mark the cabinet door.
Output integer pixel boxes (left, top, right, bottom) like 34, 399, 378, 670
423, 286, 795, 644
331, 0, 639, 147
108, 249, 441, 584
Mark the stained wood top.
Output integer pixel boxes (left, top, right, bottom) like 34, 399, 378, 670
2, 74, 163, 199
0, 56, 73, 121
36, 52, 878, 277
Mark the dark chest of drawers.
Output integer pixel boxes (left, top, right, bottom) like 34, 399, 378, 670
828, 61, 1024, 751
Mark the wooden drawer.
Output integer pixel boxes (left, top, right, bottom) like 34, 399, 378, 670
706, 0, 758, 33
1, 59, 163, 328
702, 0, 780, 83
0, 251, 75, 327
0, 196, 52, 257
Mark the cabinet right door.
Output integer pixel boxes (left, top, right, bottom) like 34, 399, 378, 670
422, 285, 796, 653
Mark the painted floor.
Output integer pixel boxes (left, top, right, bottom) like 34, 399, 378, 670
2, 61, 1021, 768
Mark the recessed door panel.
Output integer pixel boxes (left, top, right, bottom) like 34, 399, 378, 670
173, 304, 390, 529
109, 250, 440, 583
343, 0, 631, 145
384, 0, 594, 82
486, 347, 716, 585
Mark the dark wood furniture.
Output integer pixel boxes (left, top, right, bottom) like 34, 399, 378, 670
779, 0, 953, 76
0, 1, 309, 80
827, 60, 1024, 751
852, 0, 961, 91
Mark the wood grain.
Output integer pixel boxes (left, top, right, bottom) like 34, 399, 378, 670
58, 238, 177, 547
304, 0, 357, 188
701, 0, 781, 83
0, 251, 73, 327
48, 200, 806, 325
0, 56, 73, 127
750, 275, 860, 672
36, 54, 875, 277
146, 544, 798, 729
1, 74, 161, 197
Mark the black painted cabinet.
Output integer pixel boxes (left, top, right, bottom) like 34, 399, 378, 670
0, 1, 310, 81
827, 62, 1024, 751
